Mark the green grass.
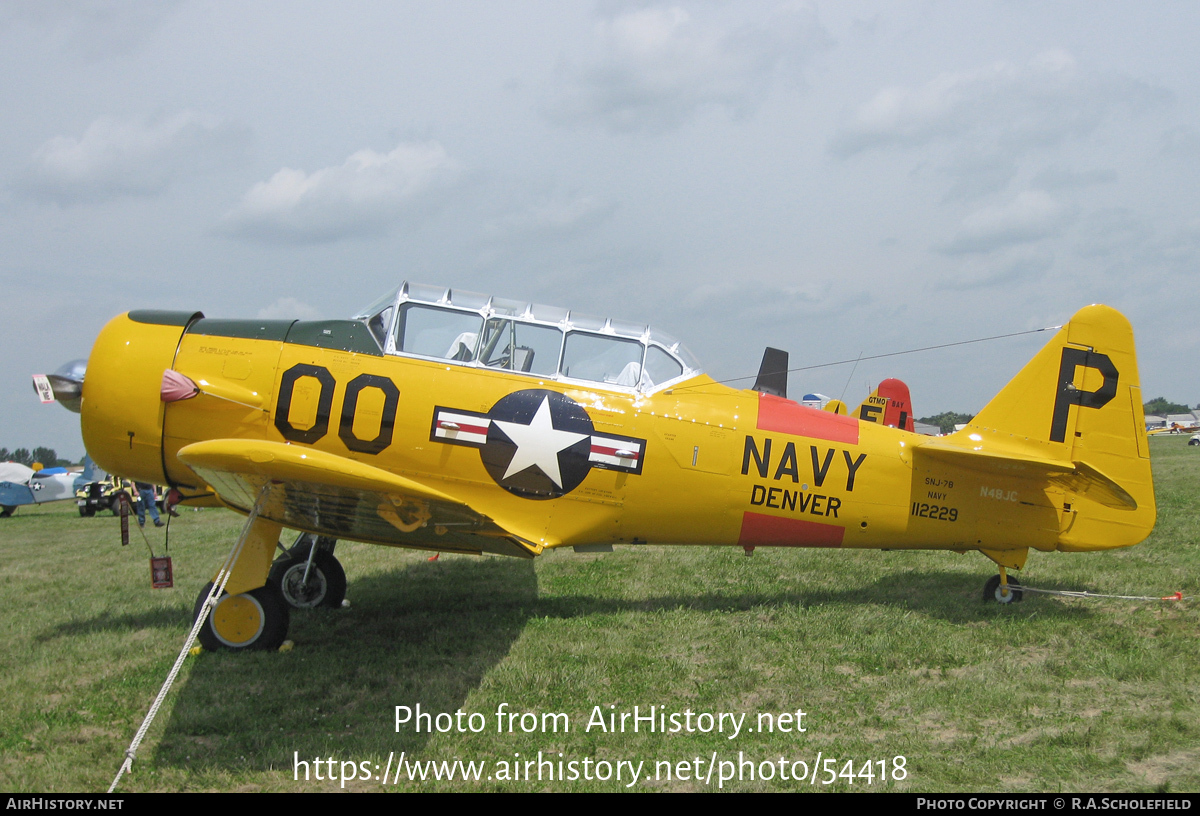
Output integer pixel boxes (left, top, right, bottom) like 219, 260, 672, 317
2, 436, 1198, 792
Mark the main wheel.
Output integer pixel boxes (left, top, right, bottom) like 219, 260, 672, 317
192, 581, 290, 651
0, 506, 14, 518
983, 574, 1024, 603
268, 543, 347, 609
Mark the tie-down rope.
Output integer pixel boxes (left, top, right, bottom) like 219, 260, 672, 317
108, 489, 268, 793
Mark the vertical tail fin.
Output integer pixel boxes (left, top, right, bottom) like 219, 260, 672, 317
853, 378, 916, 432
959, 304, 1154, 550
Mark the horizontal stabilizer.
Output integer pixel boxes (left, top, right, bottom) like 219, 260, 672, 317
918, 431, 1136, 510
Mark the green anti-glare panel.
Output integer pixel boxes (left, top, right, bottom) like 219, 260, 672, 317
286, 320, 383, 356
186, 318, 295, 342
128, 310, 205, 327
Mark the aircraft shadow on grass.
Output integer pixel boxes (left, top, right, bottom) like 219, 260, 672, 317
139, 557, 1094, 773
154, 556, 540, 769
40, 607, 186, 641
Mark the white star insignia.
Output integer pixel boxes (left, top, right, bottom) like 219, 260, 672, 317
492, 396, 588, 488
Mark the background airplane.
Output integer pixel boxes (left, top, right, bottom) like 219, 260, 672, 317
817, 379, 918, 432
0, 458, 94, 517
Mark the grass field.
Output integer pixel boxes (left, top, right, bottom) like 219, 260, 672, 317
1, 436, 1197, 792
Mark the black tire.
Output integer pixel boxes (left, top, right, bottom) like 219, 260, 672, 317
1188, 438, 1199, 446
983, 574, 1024, 603
269, 544, 347, 609
1, 505, 14, 518
78, 505, 88, 517
193, 581, 290, 651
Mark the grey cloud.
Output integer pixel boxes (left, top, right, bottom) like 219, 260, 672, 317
939, 152, 1020, 201
1031, 166, 1118, 191
1072, 208, 1200, 285
679, 277, 864, 323
939, 190, 1076, 255
1159, 126, 1200, 157
482, 195, 618, 243
831, 50, 1168, 158
940, 252, 1054, 291
256, 297, 320, 321
545, 2, 829, 133
0, 1, 181, 60
15, 111, 249, 205
219, 142, 462, 245
1075, 208, 1153, 260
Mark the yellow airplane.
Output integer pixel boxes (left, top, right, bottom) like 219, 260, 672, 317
50, 283, 1155, 649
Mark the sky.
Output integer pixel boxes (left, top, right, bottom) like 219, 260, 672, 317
3, 1, 1199, 460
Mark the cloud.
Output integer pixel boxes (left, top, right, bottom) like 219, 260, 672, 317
831, 50, 1167, 158
0, 1, 181, 60
483, 195, 618, 242
939, 190, 1075, 255
16, 111, 248, 204
940, 252, 1055, 291
256, 297, 320, 321
679, 277, 865, 323
1159, 126, 1200, 158
546, 2, 828, 133
219, 142, 462, 244
1031, 166, 1118, 191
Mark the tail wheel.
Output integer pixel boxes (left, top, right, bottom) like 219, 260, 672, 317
193, 581, 290, 651
983, 574, 1024, 604
269, 543, 347, 610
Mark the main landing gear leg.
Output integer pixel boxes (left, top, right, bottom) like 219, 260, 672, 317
193, 515, 290, 650
269, 533, 346, 610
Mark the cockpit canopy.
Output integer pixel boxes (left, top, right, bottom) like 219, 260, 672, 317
354, 283, 702, 392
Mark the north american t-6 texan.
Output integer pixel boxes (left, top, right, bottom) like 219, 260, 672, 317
39, 282, 1155, 650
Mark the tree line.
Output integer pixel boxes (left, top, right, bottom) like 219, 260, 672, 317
0, 447, 74, 468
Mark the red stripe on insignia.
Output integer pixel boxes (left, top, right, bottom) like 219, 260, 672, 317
737, 511, 844, 548
591, 444, 638, 460
440, 421, 489, 435
756, 393, 859, 445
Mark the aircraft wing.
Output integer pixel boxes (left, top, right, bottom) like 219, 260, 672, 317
176, 439, 543, 558
916, 437, 1137, 510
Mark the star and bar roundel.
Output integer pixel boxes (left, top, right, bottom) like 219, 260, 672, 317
430, 389, 646, 500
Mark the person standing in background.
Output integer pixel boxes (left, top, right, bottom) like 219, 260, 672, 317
135, 482, 163, 527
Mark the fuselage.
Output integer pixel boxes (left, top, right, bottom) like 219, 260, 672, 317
80, 305, 1080, 558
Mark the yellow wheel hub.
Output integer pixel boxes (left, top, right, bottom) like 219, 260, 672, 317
210, 593, 266, 647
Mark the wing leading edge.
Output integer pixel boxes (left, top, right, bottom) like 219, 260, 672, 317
176, 439, 543, 558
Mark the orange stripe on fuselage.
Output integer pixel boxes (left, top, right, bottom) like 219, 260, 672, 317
756, 394, 859, 445
738, 511, 844, 548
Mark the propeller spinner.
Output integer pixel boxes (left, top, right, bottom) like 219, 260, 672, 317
33, 359, 87, 413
